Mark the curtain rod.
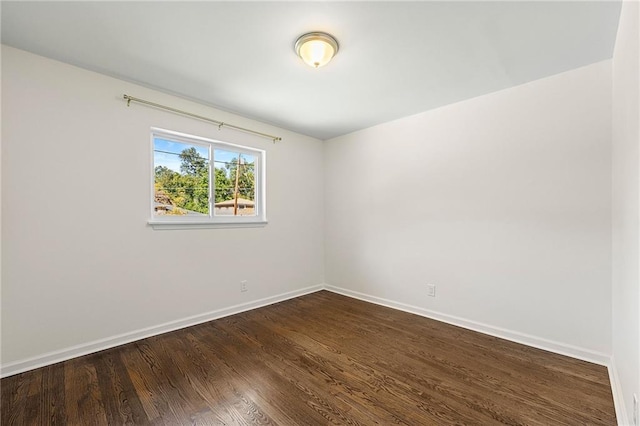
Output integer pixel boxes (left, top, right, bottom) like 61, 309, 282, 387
122, 94, 282, 143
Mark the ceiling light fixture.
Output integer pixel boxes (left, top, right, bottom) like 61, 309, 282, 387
295, 32, 339, 68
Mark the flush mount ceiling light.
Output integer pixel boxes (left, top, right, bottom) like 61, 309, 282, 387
295, 32, 339, 68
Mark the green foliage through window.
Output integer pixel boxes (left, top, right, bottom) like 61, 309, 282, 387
153, 137, 257, 217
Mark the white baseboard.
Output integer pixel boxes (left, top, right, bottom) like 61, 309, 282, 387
609, 356, 630, 426
1, 283, 614, 382
0, 284, 324, 378
324, 285, 611, 366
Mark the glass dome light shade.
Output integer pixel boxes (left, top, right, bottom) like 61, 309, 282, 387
295, 32, 339, 68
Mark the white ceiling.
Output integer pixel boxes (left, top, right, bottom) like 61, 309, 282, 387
1, 1, 621, 140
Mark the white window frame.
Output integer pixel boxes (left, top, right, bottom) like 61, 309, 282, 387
148, 128, 267, 229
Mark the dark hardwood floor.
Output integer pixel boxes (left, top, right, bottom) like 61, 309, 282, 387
1, 290, 616, 425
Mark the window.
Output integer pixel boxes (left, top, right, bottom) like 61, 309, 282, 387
149, 128, 266, 229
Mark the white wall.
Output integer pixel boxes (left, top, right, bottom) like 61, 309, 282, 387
324, 61, 613, 360
612, 1, 640, 424
0, 43, 3, 369
1, 46, 325, 370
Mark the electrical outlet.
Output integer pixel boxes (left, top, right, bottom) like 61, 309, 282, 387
427, 284, 436, 297
240, 280, 248, 292
633, 393, 638, 426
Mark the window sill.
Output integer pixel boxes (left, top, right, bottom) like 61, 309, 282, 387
148, 220, 268, 230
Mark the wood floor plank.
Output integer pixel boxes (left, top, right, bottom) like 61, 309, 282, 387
1, 290, 617, 425
63, 358, 109, 425
177, 332, 271, 424
41, 364, 67, 425
93, 350, 148, 425
1, 372, 28, 425
23, 368, 45, 424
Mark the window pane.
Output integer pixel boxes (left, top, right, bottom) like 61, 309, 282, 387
154, 138, 209, 217
213, 149, 256, 217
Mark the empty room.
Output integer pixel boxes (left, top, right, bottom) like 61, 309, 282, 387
1, 1, 639, 425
